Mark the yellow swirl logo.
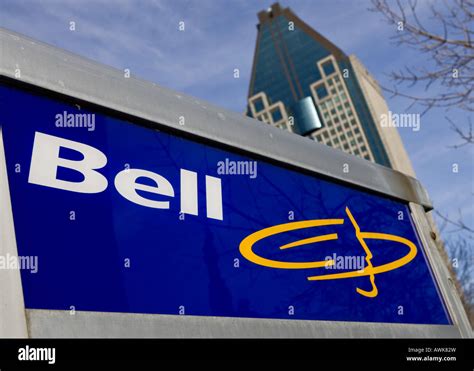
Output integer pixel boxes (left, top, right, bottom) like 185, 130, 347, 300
239, 207, 417, 298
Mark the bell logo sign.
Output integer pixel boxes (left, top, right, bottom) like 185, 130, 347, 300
28, 132, 223, 220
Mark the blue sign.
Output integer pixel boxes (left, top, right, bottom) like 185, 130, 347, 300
1, 83, 449, 324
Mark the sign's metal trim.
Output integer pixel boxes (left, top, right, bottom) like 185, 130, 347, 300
409, 203, 473, 338
26, 309, 460, 338
0, 27, 432, 209
0, 127, 28, 337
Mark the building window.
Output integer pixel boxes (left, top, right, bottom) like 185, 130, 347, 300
271, 107, 283, 123
322, 60, 336, 76
253, 98, 264, 113
315, 84, 329, 100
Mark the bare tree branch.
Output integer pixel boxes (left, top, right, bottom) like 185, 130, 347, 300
370, 0, 474, 117
447, 116, 474, 147
436, 209, 474, 235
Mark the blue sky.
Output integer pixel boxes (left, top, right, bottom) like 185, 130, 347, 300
0, 0, 472, 245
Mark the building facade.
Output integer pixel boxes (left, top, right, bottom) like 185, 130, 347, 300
246, 3, 415, 176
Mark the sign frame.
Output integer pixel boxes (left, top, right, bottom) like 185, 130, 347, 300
0, 27, 471, 338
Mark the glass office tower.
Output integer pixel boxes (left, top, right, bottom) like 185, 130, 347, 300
246, 3, 415, 176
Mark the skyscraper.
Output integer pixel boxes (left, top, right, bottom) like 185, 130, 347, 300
246, 3, 415, 176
